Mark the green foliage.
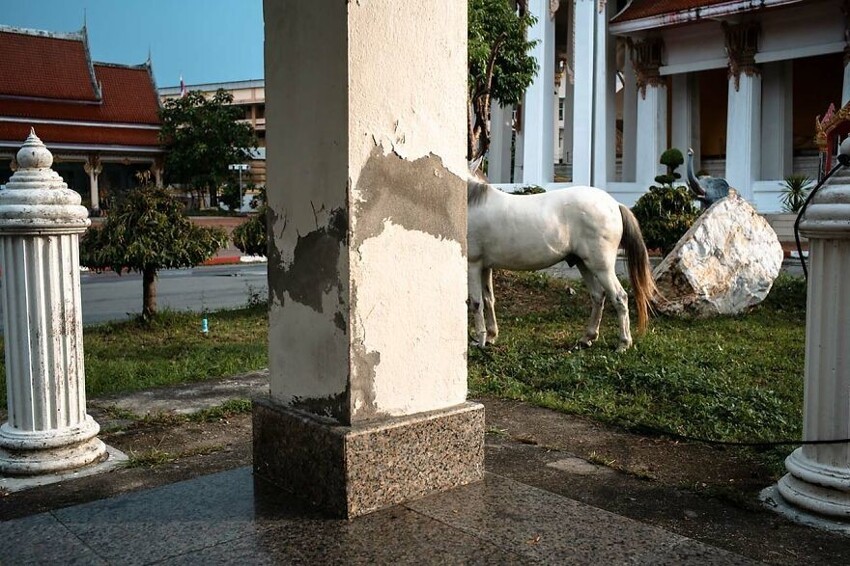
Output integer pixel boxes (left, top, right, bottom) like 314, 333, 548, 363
514, 185, 546, 195
232, 208, 267, 256
80, 175, 228, 317
654, 148, 684, 187
468, 271, 806, 470
631, 185, 700, 255
780, 174, 813, 213
159, 89, 257, 207
468, 0, 538, 159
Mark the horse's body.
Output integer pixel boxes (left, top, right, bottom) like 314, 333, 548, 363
467, 174, 656, 352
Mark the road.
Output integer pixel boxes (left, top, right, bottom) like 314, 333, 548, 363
79, 263, 269, 326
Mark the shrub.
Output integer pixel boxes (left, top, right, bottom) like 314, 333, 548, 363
654, 148, 684, 188
780, 174, 813, 213
631, 185, 700, 255
232, 207, 267, 256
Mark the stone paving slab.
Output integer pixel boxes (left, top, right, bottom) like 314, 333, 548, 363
0, 466, 757, 565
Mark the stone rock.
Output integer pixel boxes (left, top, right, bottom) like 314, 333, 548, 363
652, 192, 784, 317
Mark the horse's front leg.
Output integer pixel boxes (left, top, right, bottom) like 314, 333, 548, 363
482, 267, 498, 344
468, 261, 487, 347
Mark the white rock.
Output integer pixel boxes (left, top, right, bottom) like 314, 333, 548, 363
653, 192, 784, 317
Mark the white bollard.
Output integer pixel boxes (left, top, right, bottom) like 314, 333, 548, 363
0, 130, 106, 475
775, 140, 850, 521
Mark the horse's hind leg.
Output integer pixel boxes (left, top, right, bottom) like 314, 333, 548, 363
482, 268, 498, 344
594, 268, 632, 352
576, 261, 605, 348
468, 261, 487, 347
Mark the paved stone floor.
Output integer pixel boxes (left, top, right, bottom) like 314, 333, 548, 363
0, 467, 756, 565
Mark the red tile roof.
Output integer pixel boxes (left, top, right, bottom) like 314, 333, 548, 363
0, 26, 162, 151
0, 28, 99, 101
0, 122, 160, 149
1, 64, 161, 125
610, 0, 803, 24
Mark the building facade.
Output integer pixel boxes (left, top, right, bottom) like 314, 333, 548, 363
0, 25, 164, 213
490, 0, 846, 213
159, 80, 267, 189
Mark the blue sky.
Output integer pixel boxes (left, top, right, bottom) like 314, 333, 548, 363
1, 0, 263, 87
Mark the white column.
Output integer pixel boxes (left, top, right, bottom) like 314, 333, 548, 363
562, 75, 574, 167
513, 124, 525, 182
489, 102, 513, 183
672, 73, 700, 164
0, 130, 105, 476
592, 0, 616, 187
636, 83, 668, 189
725, 73, 761, 202
521, 0, 555, 186
621, 52, 638, 182
761, 61, 793, 180
776, 161, 850, 520
843, 57, 850, 106
572, 0, 595, 185
84, 155, 101, 211
258, 0, 482, 519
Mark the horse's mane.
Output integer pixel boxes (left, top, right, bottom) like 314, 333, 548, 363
467, 170, 491, 207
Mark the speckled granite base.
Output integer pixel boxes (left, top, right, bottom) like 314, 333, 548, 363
252, 399, 484, 518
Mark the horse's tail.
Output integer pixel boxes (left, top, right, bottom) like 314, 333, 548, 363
619, 204, 657, 333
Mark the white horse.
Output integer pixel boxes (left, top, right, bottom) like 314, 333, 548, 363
467, 169, 657, 352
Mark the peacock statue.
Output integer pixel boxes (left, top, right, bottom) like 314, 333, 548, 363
686, 148, 730, 208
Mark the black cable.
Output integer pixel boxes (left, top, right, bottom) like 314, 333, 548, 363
794, 154, 850, 280
627, 423, 850, 448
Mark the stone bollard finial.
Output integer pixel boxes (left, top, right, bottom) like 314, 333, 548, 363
0, 131, 106, 477
16, 128, 54, 170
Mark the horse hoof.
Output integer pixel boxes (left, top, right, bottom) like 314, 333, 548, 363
615, 343, 631, 353
572, 340, 592, 351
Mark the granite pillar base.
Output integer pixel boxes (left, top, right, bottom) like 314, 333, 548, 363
252, 398, 484, 518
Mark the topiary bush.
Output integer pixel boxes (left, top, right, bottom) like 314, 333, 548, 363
631, 185, 700, 256
232, 207, 267, 257
654, 148, 684, 187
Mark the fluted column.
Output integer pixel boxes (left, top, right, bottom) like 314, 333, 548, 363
0, 130, 105, 475
776, 153, 850, 519
84, 154, 102, 212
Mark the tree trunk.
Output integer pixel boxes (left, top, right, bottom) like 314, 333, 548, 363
208, 185, 218, 208
142, 267, 158, 319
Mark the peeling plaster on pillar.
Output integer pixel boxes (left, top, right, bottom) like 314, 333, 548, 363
347, 1, 468, 188
354, 221, 466, 416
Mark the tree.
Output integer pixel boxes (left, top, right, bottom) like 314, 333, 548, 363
159, 89, 256, 208
80, 173, 228, 319
468, 0, 538, 160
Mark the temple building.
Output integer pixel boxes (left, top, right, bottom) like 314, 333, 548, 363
491, 0, 846, 213
0, 25, 164, 213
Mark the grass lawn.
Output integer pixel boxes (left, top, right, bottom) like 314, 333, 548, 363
469, 271, 806, 447
0, 305, 269, 407
0, 272, 807, 460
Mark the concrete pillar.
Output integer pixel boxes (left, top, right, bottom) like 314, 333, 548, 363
0, 130, 106, 475
775, 155, 850, 521
672, 73, 700, 164
723, 21, 761, 202
631, 37, 667, 189
761, 61, 793, 180
489, 101, 513, 183
636, 83, 668, 188
572, 0, 595, 185
725, 73, 761, 201
83, 154, 101, 212
621, 51, 637, 182
256, 1, 483, 519
521, 0, 556, 185
592, 0, 616, 187
562, 73, 574, 167
151, 158, 164, 188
